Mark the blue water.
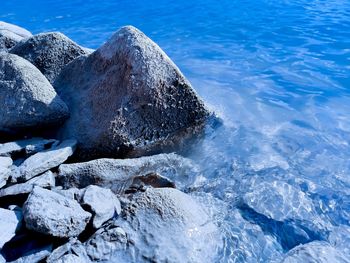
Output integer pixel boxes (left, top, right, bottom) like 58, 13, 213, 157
2, 0, 350, 262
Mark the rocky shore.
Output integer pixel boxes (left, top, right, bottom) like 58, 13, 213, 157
0, 21, 221, 262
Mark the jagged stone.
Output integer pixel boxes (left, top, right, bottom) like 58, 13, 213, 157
82, 185, 121, 229
54, 26, 209, 159
0, 138, 58, 157
47, 239, 90, 263
8, 248, 51, 263
13, 140, 76, 182
0, 170, 55, 197
23, 187, 91, 238
0, 53, 69, 133
0, 21, 31, 51
10, 32, 88, 83
58, 153, 198, 193
0, 207, 23, 248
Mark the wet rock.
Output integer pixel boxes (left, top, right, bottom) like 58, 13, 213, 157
23, 187, 91, 238
0, 207, 23, 248
0, 138, 58, 157
0, 53, 69, 133
13, 140, 76, 182
58, 153, 198, 193
85, 223, 127, 261
108, 188, 221, 262
282, 241, 350, 263
54, 26, 209, 159
47, 239, 90, 263
82, 185, 121, 229
0, 170, 55, 197
10, 32, 88, 83
0, 22, 31, 51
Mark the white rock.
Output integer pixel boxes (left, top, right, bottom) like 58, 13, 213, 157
0, 207, 23, 248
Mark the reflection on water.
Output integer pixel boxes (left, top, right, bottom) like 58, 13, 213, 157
1, 0, 350, 261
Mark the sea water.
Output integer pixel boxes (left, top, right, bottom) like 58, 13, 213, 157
1, 0, 350, 262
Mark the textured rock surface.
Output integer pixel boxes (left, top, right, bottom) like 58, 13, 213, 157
0, 170, 55, 197
0, 157, 12, 188
10, 32, 88, 83
282, 241, 350, 263
0, 138, 58, 157
109, 188, 221, 263
47, 239, 90, 263
58, 153, 199, 193
9, 249, 51, 263
13, 139, 76, 182
54, 25, 209, 159
0, 21, 31, 51
82, 185, 121, 229
0, 207, 23, 248
0, 53, 69, 133
23, 187, 91, 238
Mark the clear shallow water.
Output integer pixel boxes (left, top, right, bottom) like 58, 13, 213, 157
1, 0, 350, 262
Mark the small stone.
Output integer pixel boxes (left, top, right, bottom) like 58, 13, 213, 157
23, 187, 91, 238
82, 185, 121, 229
0, 138, 58, 157
0, 207, 23, 248
47, 238, 90, 263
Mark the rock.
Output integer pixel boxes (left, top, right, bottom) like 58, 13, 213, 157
54, 26, 209, 159
58, 153, 198, 193
0, 207, 23, 248
0, 22, 31, 51
94, 188, 221, 262
282, 241, 350, 263
8, 248, 51, 263
0, 170, 55, 197
0, 138, 58, 157
0, 53, 69, 133
23, 187, 91, 238
82, 185, 121, 229
85, 223, 127, 261
11, 32, 89, 83
13, 139, 76, 182
47, 239, 90, 263
0, 156, 12, 167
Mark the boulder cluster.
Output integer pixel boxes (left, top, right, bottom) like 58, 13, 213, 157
0, 21, 221, 262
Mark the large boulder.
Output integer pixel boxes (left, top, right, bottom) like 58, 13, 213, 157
54, 26, 209, 159
10, 32, 89, 83
23, 187, 91, 238
57, 153, 199, 193
0, 22, 32, 51
0, 53, 69, 133
85, 188, 222, 262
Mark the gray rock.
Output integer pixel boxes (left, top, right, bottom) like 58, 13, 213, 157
0, 22, 32, 39
90, 188, 221, 262
13, 139, 76, 182
54, 26, 209, 159
0, 170, 55, 197
0, 138, 58, 157
0, 53, 69, 133
0, 207, 23, 248
58, 153, 198, 193
282, 241, 350, 263
8, 248, 51, 263
23, 187, 91, 238
47, 238, 91, 263
82, 185, 121, 229
0, 22, 31, 51
0, 156, 12, 167
52, 187, 85, 201
85, 223, 127, 261
11, 32, 89, 83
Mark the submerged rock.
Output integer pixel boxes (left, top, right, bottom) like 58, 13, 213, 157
0, 207, 23, 248
10, 32, 88, 83
106, 188, 221, 263
0, 170, 55, 197
58, 153, 198, 193
0, 138, 58, 157
54, 25, 209, 159
282, 241, 350, 263
0, 21, 31, 51
13, 139, 76, 182
0, 53, 69, 133
23, 187, 91, 238
81, 185, 121, 229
